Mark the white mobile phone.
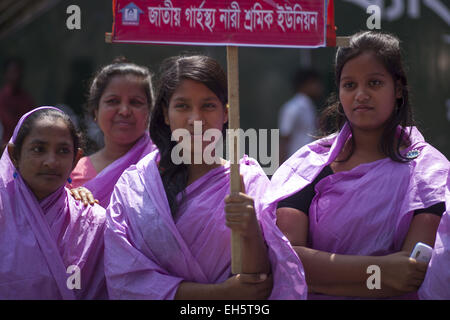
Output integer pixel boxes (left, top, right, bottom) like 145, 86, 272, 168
410, 242, 433, 263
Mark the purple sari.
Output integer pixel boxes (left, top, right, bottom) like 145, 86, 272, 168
78, 132, 157, 208
264, 122, 449, 299
0, 107, 107, 299
418, 171, 450, 299
104, 151, 307, 299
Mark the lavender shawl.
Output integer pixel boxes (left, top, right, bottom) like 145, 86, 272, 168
81, 132, 157, 208
104, 151, 307, 299
418, 171, 450, 299
264, 122, 449, 299
0, 107, 107, 299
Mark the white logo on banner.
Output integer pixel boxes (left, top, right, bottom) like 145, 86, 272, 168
120, 2, 144, 26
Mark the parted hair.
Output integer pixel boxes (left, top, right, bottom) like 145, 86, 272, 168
86, 57, 154, 118
150, 55, 228, 217
319, 31, 415, 162
12, 108, 81, 163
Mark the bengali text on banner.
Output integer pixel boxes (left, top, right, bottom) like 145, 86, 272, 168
112, 0, 328, 48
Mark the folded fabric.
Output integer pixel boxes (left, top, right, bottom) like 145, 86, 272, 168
105, 151, 307, 299
264, 122, 449, 299
0, 106, 107, 299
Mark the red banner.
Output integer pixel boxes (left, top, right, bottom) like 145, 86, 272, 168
112, 0, 329, 48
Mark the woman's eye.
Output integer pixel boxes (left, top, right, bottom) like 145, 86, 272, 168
59, 148, 71, 154
32, 146, 43, 153
131, 99, 146, 107
369, 80, 382, 86
174, 104, 188, 110
106, 99, 119, 105
203, 103, 216, 109
342, 82, 355, 89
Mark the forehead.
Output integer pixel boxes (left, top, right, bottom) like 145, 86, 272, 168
23, 117, 74, 146
341, 51, 389, 78
103, 74, 147, 94
171, 79, 218, 99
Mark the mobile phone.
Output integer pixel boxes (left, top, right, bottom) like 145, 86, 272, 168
410, 242, 433, 263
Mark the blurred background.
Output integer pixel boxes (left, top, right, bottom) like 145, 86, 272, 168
0, 0, 449, 159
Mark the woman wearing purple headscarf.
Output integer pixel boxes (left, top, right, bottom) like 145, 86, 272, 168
418, 171, 450, 299
70, 58, 157, 208
269, 31, 449, 299
0, 107, 107, 299
104, 55, 307, 299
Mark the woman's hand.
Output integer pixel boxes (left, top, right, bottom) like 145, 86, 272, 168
224, 176, 271, 276
175, 273, 273, 300
220, 273, 273, 300
69, 187, 99, 206
224, 192, 260, 239
380, 251, 428, 292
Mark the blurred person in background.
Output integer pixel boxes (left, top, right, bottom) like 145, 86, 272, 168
278, 68, 323, 164
63, 58, 102, 154
0, 57, 34, 147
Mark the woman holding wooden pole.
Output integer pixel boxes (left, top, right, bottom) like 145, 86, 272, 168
103, 54, 306, 300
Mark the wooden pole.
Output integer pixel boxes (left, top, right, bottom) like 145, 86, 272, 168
336, 36, 350, 47
105, 32, 112, 43
227, 46, 242, 275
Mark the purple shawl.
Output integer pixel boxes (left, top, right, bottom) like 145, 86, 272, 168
0, 107, 107, 299
264, 122, 449, 299
104, 151, 307, 299
418, 171, 450, 299
80, 133, 157, 208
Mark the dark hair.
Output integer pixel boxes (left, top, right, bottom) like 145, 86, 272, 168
86, 57, 154, 118
292, 68, 321, 91
13, 108, 81, 162
150, 55, 228, 217
319, 31, 414, 162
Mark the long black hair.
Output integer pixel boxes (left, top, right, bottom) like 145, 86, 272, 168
149, 55, 228, 217
319, 31, 414, 162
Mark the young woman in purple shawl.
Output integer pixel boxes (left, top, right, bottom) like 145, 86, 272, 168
0, 107, 107, 299
269, 31, 449, 299
418, 170, 450, 299
69, 58, 156, 207
104, 55, 307, 299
